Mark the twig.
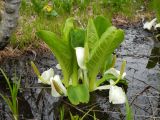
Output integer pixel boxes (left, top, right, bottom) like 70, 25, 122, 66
62, 100, 99, 120
130, 85, 151, 105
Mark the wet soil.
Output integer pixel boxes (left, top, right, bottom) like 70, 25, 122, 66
0, 24, 160, 120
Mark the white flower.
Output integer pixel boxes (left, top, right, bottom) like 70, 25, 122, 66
96, 80, 126, 104
154, 23, 160, 30
104, 68, 126, 79
109, 85, 126, 104
50, 75, 67, 97
75, 47, 86, 69
143, 18, 157, 31
56, 64, 61, 70
38, 68, 54, 84
38, 69, 67, 97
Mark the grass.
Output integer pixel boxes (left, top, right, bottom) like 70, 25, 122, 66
59, 105, 97, 120
0, 68, 20, 120
8, 0, 152, 50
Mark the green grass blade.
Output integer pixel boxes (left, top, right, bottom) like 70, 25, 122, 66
0, 93, 14, 115
80, 106, 95, 120
126, 96, 134, 120
60, 106, 64, 120
0, 68, 13, 93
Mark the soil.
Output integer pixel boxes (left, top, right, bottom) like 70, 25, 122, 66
0, 24, 160, 120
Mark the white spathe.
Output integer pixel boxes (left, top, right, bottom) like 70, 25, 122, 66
104, 68, 126, 79
109, 80, 125, 104
109, 85, 126, 104
38, 68, 54, 84
143, 18, 157, 30
56, 64, 61, 70
75, 47, 86, 69
96, 80, 126, 104
154, 23, 160, 30
50, 75, 67, 97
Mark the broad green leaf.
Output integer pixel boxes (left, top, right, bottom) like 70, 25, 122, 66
86, 19, 99, 50
37, 30, 73, 87
67, 84, 89, 105
63, 17, 74, 42
104, 54, 113, 71
84, 43, 89, 63
87, 27, 124, 91
71, 53, 79, 86
94, 16, 111, 38
70, 28, 85, 48
99, 54, 112, 74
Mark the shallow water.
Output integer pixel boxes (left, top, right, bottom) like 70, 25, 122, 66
0, 25, 160, 120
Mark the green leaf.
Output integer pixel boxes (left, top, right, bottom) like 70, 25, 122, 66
87, 27, 124, 91
63, 17, 74, 42
67, 84, 90, 105
99, 54, 112, 74
0, 69, 12, 94
96, 74, 128, 87
94, 16, 112, 38
126, 96, 133, 120
86, 19, 99, 50
84, 42, 89, 63
70, 28, 85, 48
37, 30, 73, 87
60, 106, 64, 120
0, 93, 13, 113
71, 53, 79, 86
70, 112, 80, 120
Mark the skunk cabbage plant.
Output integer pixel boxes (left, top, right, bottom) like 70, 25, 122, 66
35, 16, 127, 105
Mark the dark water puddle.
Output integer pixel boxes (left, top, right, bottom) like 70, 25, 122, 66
0, 25, 160, 120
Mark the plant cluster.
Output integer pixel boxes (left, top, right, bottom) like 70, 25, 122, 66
32, 16, 128, 105
21, 0, 91, 17
0, 69, 20, 120
21, 0, 137, 17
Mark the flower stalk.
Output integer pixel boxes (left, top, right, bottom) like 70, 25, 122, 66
114, 60, 126, 85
